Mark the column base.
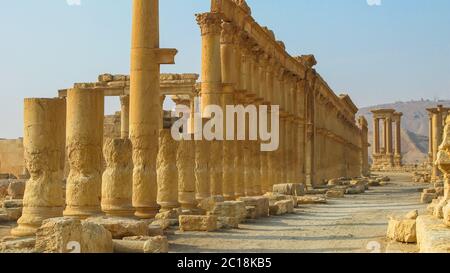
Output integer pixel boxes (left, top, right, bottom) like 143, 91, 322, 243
134, 207, 159, 220
63, 206, 103, 220
12, 206, 64, 237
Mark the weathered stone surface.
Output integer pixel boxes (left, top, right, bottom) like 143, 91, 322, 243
405, 210, 419, 220
101, 138, 134, 217
421, 192, 437, 204
269, 200, 294, 216
148, 225, 164, 236
386, 218, 417, 243
84, 216, 148, 239
238, 197, 269, 218
416, 215, 450, 253
327, 179, 341, 186
217, 217, 239, 229
0, 237, 36, 253
346, 186, 365, 195
246, 206, 257, 219
0, 180, 10, 200
198, 196, 225, 212
179, 215, 218, 232
306, 189, 328, 195
326, 189, 345, 198
296, 195, 327, 205
444, 203, 450, 227
272, 183, 305, 196
35, 217, 113, 253
113, 236, 169, 253
368, 180, 381, 187
7, 180, 26, 199
209, 201, 246, 223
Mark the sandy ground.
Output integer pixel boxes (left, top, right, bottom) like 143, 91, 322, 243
0, 172, 427, 253
168, 172, 427, 253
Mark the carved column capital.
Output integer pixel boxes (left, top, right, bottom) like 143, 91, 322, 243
196, 12, 222, 36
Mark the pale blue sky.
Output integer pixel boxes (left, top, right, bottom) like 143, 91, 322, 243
1, 0, 449, 138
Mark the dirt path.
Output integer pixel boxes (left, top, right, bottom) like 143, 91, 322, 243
169, 172, 427, 253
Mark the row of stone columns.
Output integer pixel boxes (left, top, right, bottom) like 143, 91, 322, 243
371, 109, 403, 169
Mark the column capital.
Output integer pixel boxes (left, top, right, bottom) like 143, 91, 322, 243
196, 12, 222, 36
220, 21, 237, 44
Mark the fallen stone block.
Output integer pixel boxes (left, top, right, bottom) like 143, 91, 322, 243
405, 210, 419, 220
433, 199, 447, 219
113, 236, 169, 253
245, 206, 257, 219
148, 225, 164, 237
217, 217, 239, 229
368, 180, 381, 187
326, 189, 345, 198
2, 200, 23, 221
198, 196, 225, 212
296, 195, 327, 205
273, 183, 305, 196
209, 201, 247, 223
269, 200, 294, 216
416, 215, 450, 253
435, 187, 444, 197
238, 197, 269, 218
35, 217, 113, 253
179, 215, 218, 232
386, 218, 417, 243
7, 180, 26, 199
0, 213, 9, 222
0, 237, 36, 253
327, 179, 341, 186
346, 185, 365, 195
421, 192, 437, 204
427, 198, 441, 214
0, 180, 10, 200
444, 203, 450, 227
306, 189, 328, 195
423, 188, 436, 194
84, 216, 149, 239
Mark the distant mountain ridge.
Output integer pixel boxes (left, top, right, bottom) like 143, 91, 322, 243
357, 100, 450, 164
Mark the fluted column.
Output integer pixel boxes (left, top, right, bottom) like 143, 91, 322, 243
64, 88, 104, 219
194, 128, 211, 202
432, 109, 443, 180
12, 98, 66, 237
130, 0, 176, 219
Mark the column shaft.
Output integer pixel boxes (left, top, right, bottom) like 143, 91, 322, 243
64, 88, 104, 219
12, 98, 66, 237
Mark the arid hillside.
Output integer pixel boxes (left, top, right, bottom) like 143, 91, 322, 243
358, 100, 450, 164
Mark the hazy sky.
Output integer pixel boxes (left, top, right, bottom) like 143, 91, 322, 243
1, 0, 449, 138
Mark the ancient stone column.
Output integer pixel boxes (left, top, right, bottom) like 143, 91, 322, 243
195, 120, 211, 202
101, 138, 134, 217
120, 95, 130, 139
359, 116, 370, 177
382, 118, 387, 155
394, 113, 403, 166
11, 98, 66, 237
373, 117, 380, 155
156, 129, 179, 213
432, 109, 443, 180
197, 12, 223, 198
177, 137, 197, 211
221, 21, 237, 201
428, 112, 433, 164
130, 0, 177, 219
64, 88, 104, 219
